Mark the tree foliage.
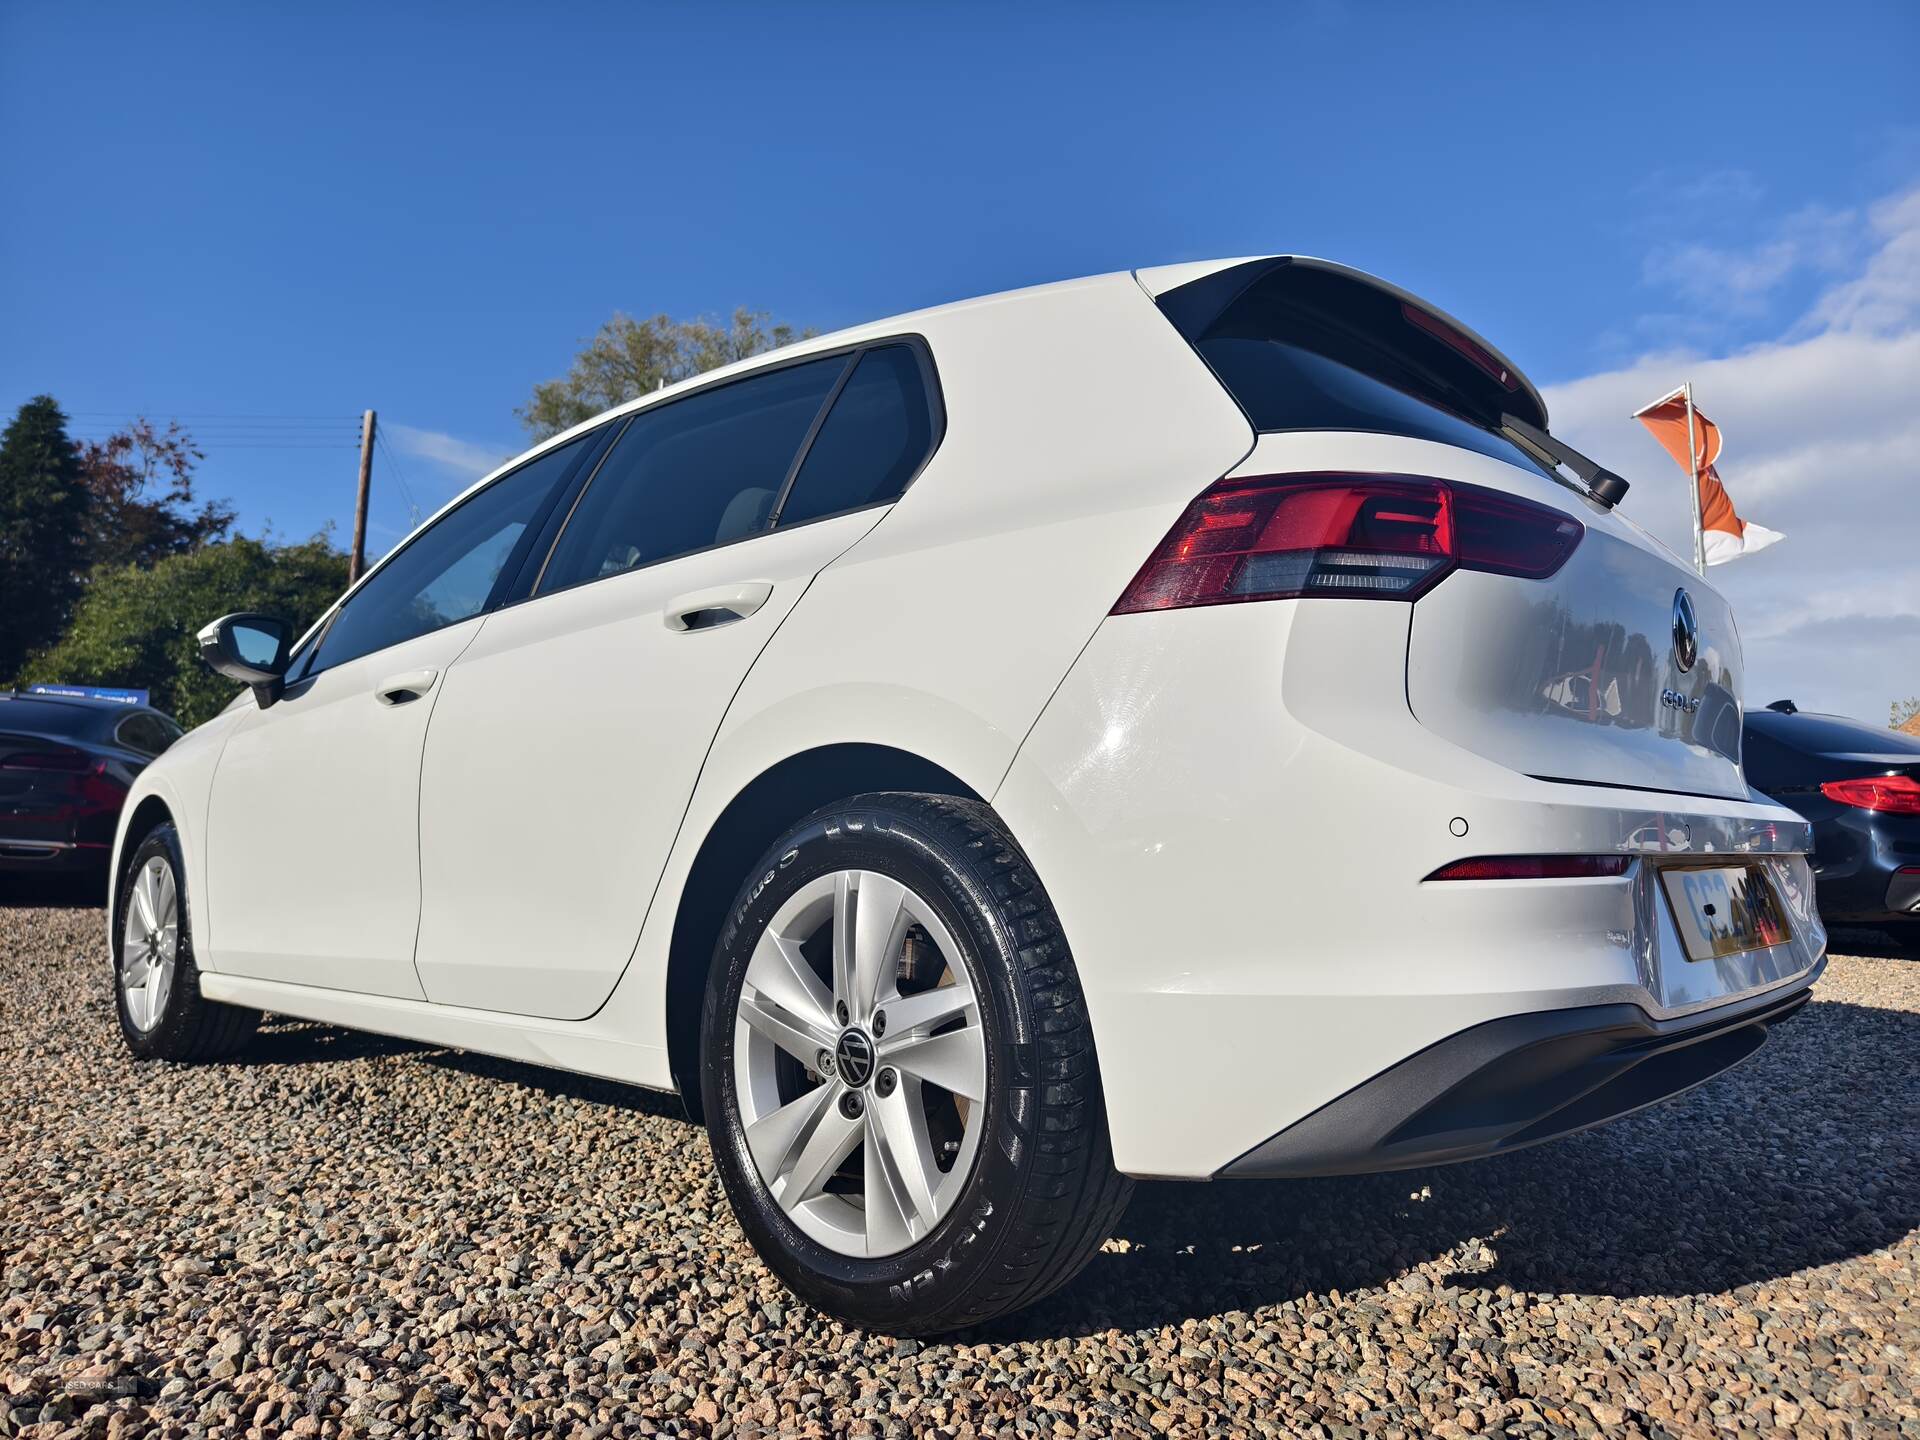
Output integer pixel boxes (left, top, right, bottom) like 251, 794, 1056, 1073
1894, 697, 1920, 731
519, 308, 814, 439
19, 536, 348, 728
77, 418, 235, 570
0, 395, 91, 682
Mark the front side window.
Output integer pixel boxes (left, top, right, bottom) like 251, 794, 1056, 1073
310, 436, 584, 673
539, 356, 846, 593
776, 344, 935, 526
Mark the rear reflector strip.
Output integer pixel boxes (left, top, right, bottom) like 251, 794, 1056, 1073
1426, 855, 1632, 882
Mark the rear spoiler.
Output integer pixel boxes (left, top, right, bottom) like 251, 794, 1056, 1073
1151, 255, 1627, 508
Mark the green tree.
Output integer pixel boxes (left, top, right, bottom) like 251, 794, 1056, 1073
0, 395, 92, 680
519, 308, 813, 439
77, 417, 235, 570
20, 535, 348, 727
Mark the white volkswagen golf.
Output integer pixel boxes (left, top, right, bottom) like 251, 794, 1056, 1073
111, 257, 1826, 1333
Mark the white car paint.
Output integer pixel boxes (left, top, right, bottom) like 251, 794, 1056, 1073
206, 621, 485, 998
414, 508, 885, 1017
111, 255, 1824, 1181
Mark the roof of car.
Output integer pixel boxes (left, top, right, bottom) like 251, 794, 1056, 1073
0, 691, 176, 726
1747, 705, 1920, 755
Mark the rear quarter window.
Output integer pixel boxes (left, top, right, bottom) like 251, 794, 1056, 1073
776, 344, 937, 527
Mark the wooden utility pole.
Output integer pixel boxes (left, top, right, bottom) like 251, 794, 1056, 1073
349, 409, 376, 583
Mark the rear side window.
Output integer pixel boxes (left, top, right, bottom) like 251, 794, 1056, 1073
777, 345, 935, 526
115, 712, 181, 756
311, 435, 585, 672
540, 356, 846, 593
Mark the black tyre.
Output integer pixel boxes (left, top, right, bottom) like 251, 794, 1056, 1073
114, 823, 260, 1061
701, 792, 1131, 1334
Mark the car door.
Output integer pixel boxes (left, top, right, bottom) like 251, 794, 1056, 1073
414, 342, 941, 1018
203, 436, 591, 996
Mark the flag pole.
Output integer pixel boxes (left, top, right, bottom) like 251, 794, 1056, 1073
1682, 381, 1706, 576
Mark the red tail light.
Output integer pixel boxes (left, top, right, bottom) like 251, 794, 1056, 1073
1112, 473, 1582, 614
1819, 774, 1920, 816
1426, 854, 1632, 881
0, 747, 125, 819
1, 747, 94, 772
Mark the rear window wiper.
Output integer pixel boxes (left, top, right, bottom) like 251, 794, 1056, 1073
1499, 414, 1630, 508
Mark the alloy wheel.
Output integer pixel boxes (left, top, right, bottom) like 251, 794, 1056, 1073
121, 855, 179, 1033
731, 869, 987, 1258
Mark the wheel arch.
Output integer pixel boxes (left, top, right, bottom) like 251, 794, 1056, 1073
109, 793, 178, 963
663, 742, 981, 1122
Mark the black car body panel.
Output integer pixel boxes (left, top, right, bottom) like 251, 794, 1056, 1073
1743, 706, 1920, 926
0, 693, 181, 871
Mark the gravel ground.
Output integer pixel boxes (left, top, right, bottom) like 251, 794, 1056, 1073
1, 901, 1914, 1439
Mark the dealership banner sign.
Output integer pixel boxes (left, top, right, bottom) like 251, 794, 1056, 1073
26, 683, 150, 706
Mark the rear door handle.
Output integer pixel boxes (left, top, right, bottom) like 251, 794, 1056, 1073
374, 668, 439, 705
663, 581, 774, 632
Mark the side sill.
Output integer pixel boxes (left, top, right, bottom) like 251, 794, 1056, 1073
200, 973, 675, 1092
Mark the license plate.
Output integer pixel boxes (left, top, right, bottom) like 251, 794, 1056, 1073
1661, 864, 1791, 960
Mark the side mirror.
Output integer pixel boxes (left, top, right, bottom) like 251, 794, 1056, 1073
197, 613, 292, 708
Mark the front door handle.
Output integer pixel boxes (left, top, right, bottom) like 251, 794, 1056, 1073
663, 581, 774, 632
374, 668, 439, 705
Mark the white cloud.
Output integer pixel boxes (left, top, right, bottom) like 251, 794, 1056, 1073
1642, 203, 1860, 315
386, 422, 512, 481
1544, 184, 1920, 727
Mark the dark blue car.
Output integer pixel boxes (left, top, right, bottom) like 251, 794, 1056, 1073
0, 691, 182, 872
1743, 701, 1920, 937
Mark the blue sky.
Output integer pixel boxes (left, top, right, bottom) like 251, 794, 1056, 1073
5, 3, 1918, 717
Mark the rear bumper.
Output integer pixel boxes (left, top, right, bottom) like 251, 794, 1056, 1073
0, 838, 108, 872
1802, 806, 1920, 923
995, 599, 1826, 1179
1223, 955, 1822, 1177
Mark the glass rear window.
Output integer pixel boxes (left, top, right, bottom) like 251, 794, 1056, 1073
1196, 335, 1551, 474
1748, 711, 1920, 758
0, 702, 102, 739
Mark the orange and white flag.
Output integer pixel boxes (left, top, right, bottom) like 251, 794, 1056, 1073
1634, 388, 1783, 566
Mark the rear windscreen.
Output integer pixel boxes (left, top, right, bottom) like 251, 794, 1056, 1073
1748, 711, 1920, 759
1197, 335, 1550, 473
0, 702, 106, 740
1164, 261, 1553, 477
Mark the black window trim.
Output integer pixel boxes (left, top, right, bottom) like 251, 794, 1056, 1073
523, 331, 945, 603
288, 427, 609, 684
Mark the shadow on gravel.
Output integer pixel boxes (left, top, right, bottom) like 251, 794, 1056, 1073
0, 871, 108, 909
418, 1050, 691, 1122
231, 1017, 686, 1120
991, 996, 1919, 1341
242, 1017, 433, 1066
1827, 925, 1920, 961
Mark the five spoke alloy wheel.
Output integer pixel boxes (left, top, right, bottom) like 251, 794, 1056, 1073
732, 868, 986, 1258
120, 853, 179, 1033
113, 821, 260, 1061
